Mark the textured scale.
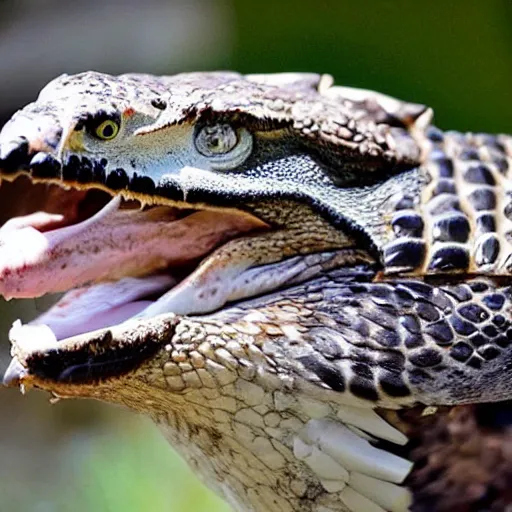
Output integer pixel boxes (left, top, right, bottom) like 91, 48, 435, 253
2, 71, 512, 512
383, 129, 512, 275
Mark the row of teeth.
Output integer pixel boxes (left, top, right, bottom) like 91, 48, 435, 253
0, 136, 156, 193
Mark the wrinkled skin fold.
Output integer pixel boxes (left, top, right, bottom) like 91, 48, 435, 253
1, 71, 512, 511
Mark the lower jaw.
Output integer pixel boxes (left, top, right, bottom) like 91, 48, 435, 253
3, 250, 373, 395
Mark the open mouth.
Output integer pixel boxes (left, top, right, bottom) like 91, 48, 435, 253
0, 169, 364, 388
0, 174, 268, 347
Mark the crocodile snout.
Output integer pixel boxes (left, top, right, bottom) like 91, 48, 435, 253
0, 107, 63, 172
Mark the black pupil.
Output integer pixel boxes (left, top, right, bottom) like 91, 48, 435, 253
102, 123, 114, 137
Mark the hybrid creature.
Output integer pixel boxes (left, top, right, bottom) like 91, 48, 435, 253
1, 72, 512, 511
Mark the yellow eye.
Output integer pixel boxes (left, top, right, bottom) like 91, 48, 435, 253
94, 119, 119, 140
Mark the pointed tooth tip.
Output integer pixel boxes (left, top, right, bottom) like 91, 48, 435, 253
2, 357, 27, 387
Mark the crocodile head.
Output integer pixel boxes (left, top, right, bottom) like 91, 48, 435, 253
0, 71, 428, 388
2, 71, 512, 511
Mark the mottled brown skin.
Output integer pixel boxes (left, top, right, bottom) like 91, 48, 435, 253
1, 71, 512, 511
381, 404, 512, 512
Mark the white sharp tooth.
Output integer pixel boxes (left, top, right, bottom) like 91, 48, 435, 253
336, 405, 408, 445
320, 479, 346, 493
348, 472, 412, 512
298, 418, 412, 484
339, 486, 387, 512
293, 437, 349, 482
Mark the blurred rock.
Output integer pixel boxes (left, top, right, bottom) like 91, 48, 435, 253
0, 0, 232, 122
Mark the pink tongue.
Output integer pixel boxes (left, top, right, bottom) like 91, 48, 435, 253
30, 275, 175, 340
0, 196, 261, 300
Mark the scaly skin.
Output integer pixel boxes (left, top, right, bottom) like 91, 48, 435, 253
1, 72, 512, 511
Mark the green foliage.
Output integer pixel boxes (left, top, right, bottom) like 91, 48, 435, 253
231, 0, 512, 133
55, 420, 230, 512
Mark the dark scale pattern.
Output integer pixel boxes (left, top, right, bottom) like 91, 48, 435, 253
400, 314, 421, 334
468, 333, 487, 348
484, 294, 505, 310
450, 315, 477, 336
393, 195, 416, 210
432, 214, 470, 243
105, 168, 129, 190
427, 193, 461, 216
351, 362, 373, 380
379, 372, 410, 397
459, 148, 480, 161
297, 355, 346, 392
435, 157, 454, 178
411, 131, 512, 276
482, 325, 499, 338
391, 211, 424, 238
424, 320, 454, 346
464, 164, 495, 185
458, 304, 489, 323
475, 234, 500, 266
450, 342, 473, 362
492, 314, 507, 328
477, 345, 501, 361
426, 126, 444, 143
503, 200, 512, 221
466, 356, 483, 369
349, 377, 379, 401
431, 179, 456, 196
444, 284, 472, 302
409, 349, 443, 368
404, 333, 426, 349
302, 274, 511, 388
429, 245, 470, 272
416, 301, 440, 322
468, 188, 496, 211
468, 281, 489, 293
475, 214, 496, 234
383, 239, 426, 271
495, 335, 511, 348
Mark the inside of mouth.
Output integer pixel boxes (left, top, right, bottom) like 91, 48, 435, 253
0, 175, 265, 341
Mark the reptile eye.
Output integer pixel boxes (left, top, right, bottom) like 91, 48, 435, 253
94, 119, 119, 141
195, 124, 238, 155
194, 124, 253, 170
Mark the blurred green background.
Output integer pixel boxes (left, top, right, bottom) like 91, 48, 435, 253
0, 1, 510, 511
